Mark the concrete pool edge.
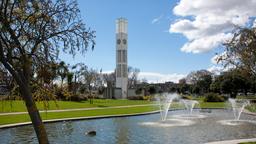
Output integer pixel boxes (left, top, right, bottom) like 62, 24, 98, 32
0, 108, 255, 129
205, 138, 256, 144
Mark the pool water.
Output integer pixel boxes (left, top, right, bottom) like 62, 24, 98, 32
0, 109, 255, 144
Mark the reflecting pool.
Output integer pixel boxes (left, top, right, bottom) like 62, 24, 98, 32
0, 109, 255, 144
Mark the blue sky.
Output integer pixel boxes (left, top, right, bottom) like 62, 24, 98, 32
60, 0, 256, 83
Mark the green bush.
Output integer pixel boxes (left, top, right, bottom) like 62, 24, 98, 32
69, 94, 88, 102
204, 93, 225, 102
127, 96, 144, 100
181, 95, 193, 100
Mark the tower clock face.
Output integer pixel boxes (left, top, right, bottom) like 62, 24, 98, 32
117, 39, 121, 44
123, 39, 127, 45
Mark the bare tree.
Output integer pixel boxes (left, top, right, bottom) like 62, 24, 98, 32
0, 0, 95, 143
103, 72, 116, 87
128, 66, 140, 88
71, 63, 87, 94
83, 68, 98, 104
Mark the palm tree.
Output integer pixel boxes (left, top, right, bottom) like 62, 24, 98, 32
57, 61, 68, 89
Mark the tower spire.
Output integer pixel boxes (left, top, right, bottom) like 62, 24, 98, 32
115, 18, 128, 99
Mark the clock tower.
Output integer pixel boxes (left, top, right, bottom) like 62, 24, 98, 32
116, 18, 128, 99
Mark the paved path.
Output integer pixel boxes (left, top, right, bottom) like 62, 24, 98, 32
205, 138, 256, 144
0, 104, 157, 116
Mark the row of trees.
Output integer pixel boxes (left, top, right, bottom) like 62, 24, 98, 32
178, 69, 255, 97
36, 61, 101, 103
178, 26, 256, 98
2, 60, 141, 101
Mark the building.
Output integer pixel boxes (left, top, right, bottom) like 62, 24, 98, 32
115, 18, 128, 99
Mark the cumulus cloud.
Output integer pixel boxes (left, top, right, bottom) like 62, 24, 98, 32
138, 72, 186, 83
207, 64, 236, 75
207, 65, 223, 74
210, 51, 228, 64
170, 0, 256, 53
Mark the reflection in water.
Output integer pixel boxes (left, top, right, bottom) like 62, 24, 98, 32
114, 118, 130, 144
9, 125, 35, 144
0, 110, 255, 144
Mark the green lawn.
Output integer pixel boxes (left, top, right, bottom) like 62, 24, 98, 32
239, 142, 256, 144
0, 99, 255, 126
0, 105, 158, 125
0, 99, 153, 112
246, 104, 256, 112
200, 102, 228, 108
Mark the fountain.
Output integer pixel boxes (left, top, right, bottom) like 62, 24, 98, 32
229, 98, 250, 120
157, 93, 179, 121
140, 93, 197, 127
172, 99, 206, 119
181, 99, 199, 114
218, 98, 254, 126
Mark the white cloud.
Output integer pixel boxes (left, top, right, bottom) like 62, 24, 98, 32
207, 64, 236, 75
138, 72, 186, 83
152, 15, 163, 24
103, 71, 186, 83
180, 33, 232, 53
210, 51, 227, 64
170, 0, 256, 53
207, 65, 223, 74
102, 70, 114, 74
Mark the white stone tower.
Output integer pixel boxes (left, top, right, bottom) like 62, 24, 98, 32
116, 18, 128, 99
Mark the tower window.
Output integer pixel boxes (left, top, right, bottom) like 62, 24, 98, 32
117, 64, 121, 77
123, 39, 127, 45
118, 50, 122, 62
117, 39, 121, 44
122, 50, 127, 63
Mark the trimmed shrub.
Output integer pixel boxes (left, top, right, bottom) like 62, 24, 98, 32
69, 94, 88, 102
127, 96, 144, 100
204, 93, 225, 102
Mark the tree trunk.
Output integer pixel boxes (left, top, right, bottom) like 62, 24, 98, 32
22, 86, 49, 144
1, 61, 49, 144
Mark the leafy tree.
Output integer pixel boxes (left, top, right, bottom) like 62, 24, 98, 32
0, 0, 95, 143
210, 75, 223, 94
67, 72, 74, 92
186, 70, 212, 94
148, 85, 157, 95
197, 74, 212, 94
218, 27, 256, 76
36, 62, 58, 85
219, 70, 247, 97
178, 78, 189, 94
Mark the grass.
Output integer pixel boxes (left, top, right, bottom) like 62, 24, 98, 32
0, 99, 153, 112
0, 105, 158, 125
199, 102, 227, 108
246, 104, 256, 112
0, 98, 255, 126
237, 95, 256, 99
239, 142, 256, 144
